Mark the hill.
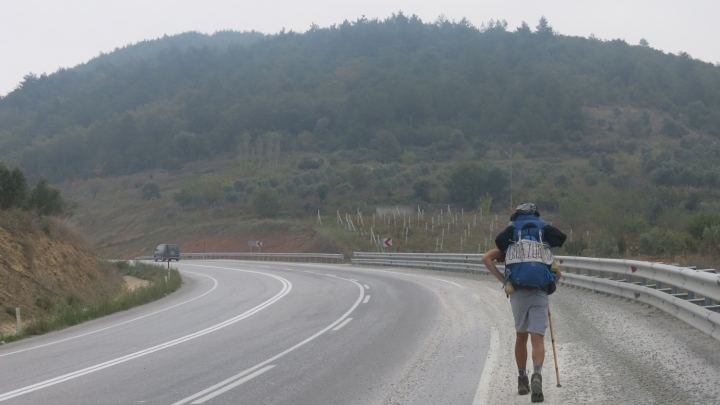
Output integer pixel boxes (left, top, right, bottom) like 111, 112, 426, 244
0, 211, 123, 335
3, 14, 720, 262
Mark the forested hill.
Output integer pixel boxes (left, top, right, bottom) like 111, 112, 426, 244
1, 14, 720, 183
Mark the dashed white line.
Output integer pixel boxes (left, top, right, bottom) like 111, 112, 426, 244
332, 318, 353, 331
172, 270, 365, 405
363, 284, 370, 289
191, 365, 275, 404
363, 295, 371, 304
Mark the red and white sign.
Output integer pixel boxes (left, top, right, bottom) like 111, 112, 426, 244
248, 240, 263, 248
381, 238, 392, 247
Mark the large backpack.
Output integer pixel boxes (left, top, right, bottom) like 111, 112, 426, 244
503, 214, 557, 289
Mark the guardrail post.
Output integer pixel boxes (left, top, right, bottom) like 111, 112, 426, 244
16, 307, 21, 334
671, 285, 678, 294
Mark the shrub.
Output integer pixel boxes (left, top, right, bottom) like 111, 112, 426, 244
687, 212, 720, 239
298, 157, 324, 170
334, 182, 354, 195
140, 183, 161, 200
637, 228, 688, 257
251, 188, 281, 218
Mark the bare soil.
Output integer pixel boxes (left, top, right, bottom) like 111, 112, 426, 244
0, 211, 123, 334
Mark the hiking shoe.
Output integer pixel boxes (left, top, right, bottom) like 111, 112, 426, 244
518, 375, 530, 395
531, 373, 544, 403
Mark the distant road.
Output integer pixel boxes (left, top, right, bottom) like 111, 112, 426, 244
0, 261, 490, 404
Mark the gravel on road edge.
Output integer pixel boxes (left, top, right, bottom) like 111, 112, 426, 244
465, 277, 720, 405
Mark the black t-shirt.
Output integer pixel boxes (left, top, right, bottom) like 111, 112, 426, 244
495, 223, 567, 253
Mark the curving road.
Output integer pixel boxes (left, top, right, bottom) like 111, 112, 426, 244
0, 261, 490, 405
2, 261, 720, 404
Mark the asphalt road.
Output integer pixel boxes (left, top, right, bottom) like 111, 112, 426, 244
0, 262, 491, 405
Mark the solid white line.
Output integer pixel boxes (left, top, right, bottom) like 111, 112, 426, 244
0, 271, 219, 358
363, 284, 370, 289
0, 266, 291, 403
363, 295, 371, 304
473, 327, 500, 405
332, 318, 353, 331
191, 365, 275, 404
172, 272, 365, 405
325, 273, 337, 277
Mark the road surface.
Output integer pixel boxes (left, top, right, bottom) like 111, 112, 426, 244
1, 261, 719, 404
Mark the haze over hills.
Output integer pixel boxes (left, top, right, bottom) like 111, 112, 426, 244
3, 14, 720, 261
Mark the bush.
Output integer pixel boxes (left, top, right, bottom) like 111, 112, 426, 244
334, 182, 354, 195
251, 188, 281, 218
140, 183, 161, 200
637, 228, 688, 257
298, 157, 324, 170
564, 238, 587, 256
687, 212, 720, 239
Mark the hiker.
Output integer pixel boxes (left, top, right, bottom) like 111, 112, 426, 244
482, 203, 566, 403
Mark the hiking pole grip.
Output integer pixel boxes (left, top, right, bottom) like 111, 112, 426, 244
548, 305, 562, 387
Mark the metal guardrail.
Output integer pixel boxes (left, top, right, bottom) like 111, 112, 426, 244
135, 252, 344, 263
351, 252, 720, 341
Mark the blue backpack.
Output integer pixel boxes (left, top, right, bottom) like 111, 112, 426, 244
503, 215, 557, 289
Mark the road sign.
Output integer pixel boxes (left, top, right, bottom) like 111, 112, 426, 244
381, 238, 392, 247
248, 240, 263, 248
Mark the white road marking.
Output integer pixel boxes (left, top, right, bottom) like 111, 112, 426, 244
363, 284, 370, 289
172, 271, 365, 405
473, 327, 500, 404
352, 266, 464, 288
349, 279, 358, 282
0, 271, 219, 359
332, 318, 353, 331
325, 273, 337, 277
363, 295, 371, 304
0, 266, 291, 403
191, 365, 275, 404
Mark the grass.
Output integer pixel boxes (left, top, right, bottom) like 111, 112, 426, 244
0, 261, 182, 343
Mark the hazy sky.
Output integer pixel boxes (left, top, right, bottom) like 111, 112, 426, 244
2, 0, 719, 96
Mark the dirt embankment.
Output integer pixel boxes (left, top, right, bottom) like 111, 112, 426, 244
0, 211, 123, 335
94, 219, 347, 260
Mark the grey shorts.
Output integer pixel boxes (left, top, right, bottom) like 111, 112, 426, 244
510, 289, 549, 335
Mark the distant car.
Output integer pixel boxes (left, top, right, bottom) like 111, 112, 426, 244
154, 244, 180, 262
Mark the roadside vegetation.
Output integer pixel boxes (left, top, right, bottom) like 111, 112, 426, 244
1, 261, 181, 343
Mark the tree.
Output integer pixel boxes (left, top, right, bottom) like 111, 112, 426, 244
639, 38, 649, 47
316, 182, 330, 202
445, 163, 486, 209
0, 163, 28, 210
252, 188, 281, 218
28, 178, 67, 217
413, 177, 433, 202
141, 183, 161, 200
536, 16, 554, 37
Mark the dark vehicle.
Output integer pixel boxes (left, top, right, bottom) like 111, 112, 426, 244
154, 244, 180, 262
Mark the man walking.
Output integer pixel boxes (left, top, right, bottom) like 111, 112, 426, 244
482, 203, 566, 403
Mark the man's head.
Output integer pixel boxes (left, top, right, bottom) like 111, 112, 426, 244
510, 202, 540, 220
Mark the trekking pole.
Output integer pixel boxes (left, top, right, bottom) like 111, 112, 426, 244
548, 305, 562, 387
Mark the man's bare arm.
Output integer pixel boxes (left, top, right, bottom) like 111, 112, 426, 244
482, 248, 505, 283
